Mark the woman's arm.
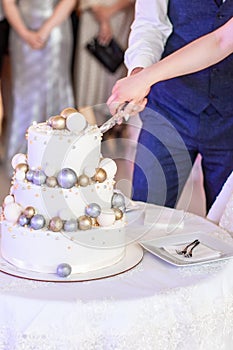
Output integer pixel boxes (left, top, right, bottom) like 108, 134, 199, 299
37, 0, 77, 43
2, 0, 44, 49
108, 17, 233, 114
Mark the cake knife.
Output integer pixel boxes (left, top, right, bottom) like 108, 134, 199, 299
100, 102, 130, 134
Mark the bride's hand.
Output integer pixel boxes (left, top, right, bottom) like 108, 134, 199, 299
107, 70, 150, 115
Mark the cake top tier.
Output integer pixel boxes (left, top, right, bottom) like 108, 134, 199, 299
26, 109, 102, 176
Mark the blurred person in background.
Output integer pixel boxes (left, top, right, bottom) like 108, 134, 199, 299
2, 0, 76, 166
74, 0, 135, 134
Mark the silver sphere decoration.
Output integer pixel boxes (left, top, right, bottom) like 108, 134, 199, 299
78, 215, 92, 230
56, 263, 72, 277
85, 203, 101, 218
26, 170, 35, 182
30, 214, 45, 230
57, 168, 77, 189
111, 192, 125, 209
78, 174, 89, 187
63, 219, 78, 232
18, 214, 30, 226
33, 170, 47, 186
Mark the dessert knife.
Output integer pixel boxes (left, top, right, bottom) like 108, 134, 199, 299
100, 102, 129, 134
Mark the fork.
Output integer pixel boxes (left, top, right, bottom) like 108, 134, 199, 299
184, 240, 200, 258
175, 239, 199, 255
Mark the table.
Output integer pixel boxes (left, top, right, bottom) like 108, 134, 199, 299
1, 203, 233, 350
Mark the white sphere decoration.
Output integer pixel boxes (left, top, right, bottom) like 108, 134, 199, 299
97, 208, 116, 227
83, 165, 96, 178
11, 153, 27, 169
44, 165, 56, 177
15, 170, 26, 181
99, 158, 117, 178
66, 112, 88, 132
59, 208, 73, 221
3, 195, 15, 206
4, 202, 23, 223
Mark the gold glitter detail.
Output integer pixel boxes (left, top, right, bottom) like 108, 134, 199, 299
27, 185, 31, 190
67, 246, 71, 250
51, 195, 55, 199
35, 194, 39, 198
30, 140, 33, 144
47, 233, 50, 236
42, 187, 46, 191
11, 235, 16, 239
8, 227, 13, 232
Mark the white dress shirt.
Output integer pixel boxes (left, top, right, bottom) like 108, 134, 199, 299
124, 0, 172, 72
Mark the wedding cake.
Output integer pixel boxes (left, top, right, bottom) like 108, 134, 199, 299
0, 108, 127, 277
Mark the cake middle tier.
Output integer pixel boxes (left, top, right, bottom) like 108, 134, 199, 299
11, 179, 114, 221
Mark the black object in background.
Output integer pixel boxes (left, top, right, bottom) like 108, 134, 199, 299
86, 37, 124, 73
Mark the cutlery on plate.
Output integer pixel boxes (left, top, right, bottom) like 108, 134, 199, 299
184, 240, 200, 258
175, 239, 199, 256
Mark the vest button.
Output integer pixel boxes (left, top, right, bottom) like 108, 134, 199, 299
217, 14, 224, 19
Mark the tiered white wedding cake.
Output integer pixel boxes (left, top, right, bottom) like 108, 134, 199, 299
0, 108, 126, 277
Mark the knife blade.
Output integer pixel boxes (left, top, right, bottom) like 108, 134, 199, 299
99, 102, 129, 134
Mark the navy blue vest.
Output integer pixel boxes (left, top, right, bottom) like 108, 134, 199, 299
149, 0, 233, 117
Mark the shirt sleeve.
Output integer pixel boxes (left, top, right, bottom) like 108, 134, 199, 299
125, 0, 173, 73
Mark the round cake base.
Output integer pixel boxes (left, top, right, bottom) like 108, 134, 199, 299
0, 243, 143, 282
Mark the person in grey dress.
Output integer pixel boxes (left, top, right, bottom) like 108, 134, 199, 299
2, 0, 76, 165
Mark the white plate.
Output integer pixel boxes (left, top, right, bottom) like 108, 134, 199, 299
140, 232, 233, 266
0, 243, 143, 282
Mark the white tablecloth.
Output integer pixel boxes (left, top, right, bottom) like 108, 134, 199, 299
1, 203, 233, 350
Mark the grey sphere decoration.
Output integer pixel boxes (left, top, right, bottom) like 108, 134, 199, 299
63, 219, 78, 232
26, 169, 35, 182
30, 214, 45, 230
57, 168, 77, 189
85, 203, 101, 218
18, 214, 30, 226
33, 170, 47, 186
78, 174, 89, 187
56, 263, 72, 277
111, 192, 125, 208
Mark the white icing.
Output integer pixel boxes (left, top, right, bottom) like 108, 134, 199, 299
11, 179, 114, 220
27, 123, 102, 175
1, 221, 125, 274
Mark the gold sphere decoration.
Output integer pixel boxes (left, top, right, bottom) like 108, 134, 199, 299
78, 174, 89, 187
24, 206, 36, 219
49, 216, 63, 232
113, 208, 123, 220
94, 168, 107, 183
46, 176, 58, 188
60, 107, 78, 118
50, 116, 66, 130
78, 215, 92, 230
15, 163, 29, 173
91, 217, 99, 227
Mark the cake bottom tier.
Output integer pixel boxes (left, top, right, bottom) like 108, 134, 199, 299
1, 221, 125, 274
